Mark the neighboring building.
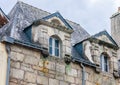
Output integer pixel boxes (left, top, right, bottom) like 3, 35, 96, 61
0, 1, 120, 85
0, 8, 9, 28
111, 7, 120, 59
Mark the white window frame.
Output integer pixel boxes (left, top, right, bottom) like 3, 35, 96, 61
100, 54, 109, 72
49, 37, 60, 57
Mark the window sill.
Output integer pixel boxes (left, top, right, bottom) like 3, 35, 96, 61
48, 55, 65, 63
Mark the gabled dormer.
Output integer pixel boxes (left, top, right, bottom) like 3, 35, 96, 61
74, 30, 119, 74
0, 8, 9, 28
23, 12, 73, 58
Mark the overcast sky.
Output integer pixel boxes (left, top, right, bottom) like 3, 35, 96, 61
0, 0, 120, 35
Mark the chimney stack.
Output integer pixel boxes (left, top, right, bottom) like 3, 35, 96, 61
118, 7, 120, 12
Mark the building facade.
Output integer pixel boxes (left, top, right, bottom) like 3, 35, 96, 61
0, 1, 120, 85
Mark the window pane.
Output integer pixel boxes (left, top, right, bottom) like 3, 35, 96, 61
55, 48, 59, 56
100, 54, 108, 72
49, 38, 52, 55
104, 57, 108, 72
49, 38, 52, 46
49, 47, 52, 55
55, 39, 59, 48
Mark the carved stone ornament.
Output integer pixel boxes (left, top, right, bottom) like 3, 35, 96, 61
113, 70, 120, 78
95, 66, 101, 73
64, 54, 72, 65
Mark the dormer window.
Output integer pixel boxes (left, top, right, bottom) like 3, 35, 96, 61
100, 53, 109, 72
49, 36, 61, 57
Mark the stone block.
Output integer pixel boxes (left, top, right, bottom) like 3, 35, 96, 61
45, 73, 55, 78
49, 78, 59, 85
11, 45, 22, 53
38, 59, 43, 67
46, 61, 56, 70
75, 78, 82, 85
56, 72, 64, 80
77, 70, 82, 78
37, 76, 48, 85
24, 56, 39, 65
66, 46, 71, 54
86, 81, 93, 85
21, 63, 34, 72
10, 68, 24, 79
60, 81, 69, 85
33, 51, 41, 58
64, 75, 75, 83
11, 61, 20, 69
70, 84, 76, 85
56, 63, 65, 73
11, 52, 24, 62
9, 82, 18, 85
9, 78, 18, 83
26, 83, 37, 85
67, 68, 77, 77
24, 72, 36, 83
32, 65, 43, 71
22, 47, 34, 56
20, 81, 27, 85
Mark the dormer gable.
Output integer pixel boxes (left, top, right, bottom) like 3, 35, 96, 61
42, 12, 73, 29
92, 30, 118, 47
0, 8, 9, 28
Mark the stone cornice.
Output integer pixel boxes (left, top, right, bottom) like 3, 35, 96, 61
33, 19, 74, 34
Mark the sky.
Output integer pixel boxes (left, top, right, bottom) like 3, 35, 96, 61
0, 0, 120, 35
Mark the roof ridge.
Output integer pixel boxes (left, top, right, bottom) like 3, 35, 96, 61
17, 1, 51, 15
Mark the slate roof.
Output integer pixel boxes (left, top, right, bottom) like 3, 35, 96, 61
0, 1, 90, 44
0, 1, 91, 66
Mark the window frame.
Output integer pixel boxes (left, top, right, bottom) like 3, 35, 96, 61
49, 37, 60, 57
100, 54, 109, 72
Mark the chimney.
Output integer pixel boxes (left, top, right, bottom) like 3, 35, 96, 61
118, 7, 120, 12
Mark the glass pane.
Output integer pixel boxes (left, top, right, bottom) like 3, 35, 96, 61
55, 39, 59, 48
104, 57, 108, 72
49, 38, 52, 46
104, 57, 107, 64
55, 48, 59, 56
49, 47, 52, 55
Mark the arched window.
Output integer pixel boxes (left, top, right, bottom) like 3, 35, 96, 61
100, 53, 109, 72
49, 35, 61, 57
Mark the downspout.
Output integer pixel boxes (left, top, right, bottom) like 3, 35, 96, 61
5, 44, 11, 85
80, 63, 86, 85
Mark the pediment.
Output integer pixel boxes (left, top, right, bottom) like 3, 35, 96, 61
93, 31, 118, 46
42, 12, 72, 29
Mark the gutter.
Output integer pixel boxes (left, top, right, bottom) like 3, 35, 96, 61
5, 44, 11, 85
81, 63, 86, 85
1, 36, 48, 52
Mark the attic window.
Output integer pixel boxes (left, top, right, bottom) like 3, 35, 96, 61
100, 53, 109, 72
49, 35, 62, 57
51, 19, 61, 25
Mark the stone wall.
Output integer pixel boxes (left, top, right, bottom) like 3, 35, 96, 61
9, 44, 120, 85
